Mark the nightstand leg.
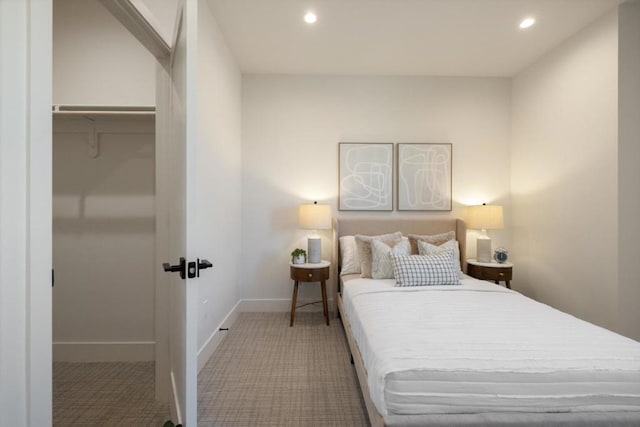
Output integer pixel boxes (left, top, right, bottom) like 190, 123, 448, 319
506, 280, 511, 289
321, 279, 329, 326
290, 280, 299, 327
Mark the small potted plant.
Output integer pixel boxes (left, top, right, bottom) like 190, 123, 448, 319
291, 248, 307, 264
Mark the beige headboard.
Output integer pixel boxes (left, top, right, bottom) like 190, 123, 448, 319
332, 217, 467, 302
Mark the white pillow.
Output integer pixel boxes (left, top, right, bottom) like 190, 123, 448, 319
371, 238, 411, 279
391, 249, 461, 287
339, 235, 361, 275
417, 239, 463, 278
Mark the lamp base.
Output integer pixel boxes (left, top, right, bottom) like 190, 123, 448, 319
476, 236, 492, 263
308, 237, 321, 263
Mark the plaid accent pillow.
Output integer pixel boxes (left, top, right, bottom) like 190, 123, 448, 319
371, 238, 411, 279
391, 249, 461, 287
417, 239, 463, 278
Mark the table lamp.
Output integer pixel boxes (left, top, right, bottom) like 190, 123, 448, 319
466, 203, 504, 263
299, 201, 332, 263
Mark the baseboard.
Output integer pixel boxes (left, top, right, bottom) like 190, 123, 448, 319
197, 300, 241, 372
53, 341, 155, 362
239, 298, 334, 312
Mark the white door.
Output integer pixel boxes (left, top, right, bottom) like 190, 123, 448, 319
159, 1, 203, 425
100, 0, 202, 423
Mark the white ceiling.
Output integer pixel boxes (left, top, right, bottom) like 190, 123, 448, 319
207, 0, 622, 77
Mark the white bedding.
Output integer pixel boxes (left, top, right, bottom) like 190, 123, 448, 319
341, 276, 640, 417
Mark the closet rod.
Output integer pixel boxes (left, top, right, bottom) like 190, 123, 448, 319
52, 105, 155, 115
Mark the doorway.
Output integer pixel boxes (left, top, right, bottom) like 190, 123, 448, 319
51, 112, 169, 424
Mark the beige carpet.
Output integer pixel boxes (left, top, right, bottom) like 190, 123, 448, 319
53, 361, 170, 426
198, 312, 369, 426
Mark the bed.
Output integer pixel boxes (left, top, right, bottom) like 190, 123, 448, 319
332, 218, 640, 426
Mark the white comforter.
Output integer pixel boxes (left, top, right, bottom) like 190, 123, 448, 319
342, 276, 640, 416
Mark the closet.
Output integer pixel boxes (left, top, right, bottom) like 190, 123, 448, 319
52, 107, 156, 361
51, 108, 169, 425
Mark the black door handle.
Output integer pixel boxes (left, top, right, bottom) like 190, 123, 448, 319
163, 257, 210, 279
163, 257, 186, 280
197, 258, 213, 277
199, 259, 212, 269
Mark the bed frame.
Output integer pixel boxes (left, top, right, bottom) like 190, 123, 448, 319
331, 218, 640, 426
332, 217, 466, 427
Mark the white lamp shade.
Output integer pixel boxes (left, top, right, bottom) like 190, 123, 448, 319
466, 204, 504, 230
299, 203, 331, 230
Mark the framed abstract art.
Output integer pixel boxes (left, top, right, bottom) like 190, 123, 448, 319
397, 143, 452, 211
339, 143, 393, 211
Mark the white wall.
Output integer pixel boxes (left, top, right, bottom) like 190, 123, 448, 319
52, 117, 156, 361
618, 1, 640, 341
53, 0, 156, 106
195, 0, 243, 368
241, 75, 512, 307
511, 11, 619, 332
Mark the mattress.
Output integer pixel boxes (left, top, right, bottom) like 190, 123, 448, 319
341, 276, 640, 417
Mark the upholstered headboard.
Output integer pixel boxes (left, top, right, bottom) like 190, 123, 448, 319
332, 218, 467, 303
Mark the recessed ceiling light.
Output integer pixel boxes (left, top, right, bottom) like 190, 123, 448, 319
304, 12, 317, 24
519, 17, 536, 29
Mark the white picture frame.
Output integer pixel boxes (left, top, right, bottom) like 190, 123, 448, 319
339, 143, 393, 211
397, 143, 452, 211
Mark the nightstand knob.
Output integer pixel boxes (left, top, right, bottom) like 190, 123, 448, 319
498, 272, 504, 277
308, 273, 313, 278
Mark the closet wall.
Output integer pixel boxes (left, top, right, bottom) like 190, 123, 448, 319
53, 0, 155, 106
53, 117, 156, 361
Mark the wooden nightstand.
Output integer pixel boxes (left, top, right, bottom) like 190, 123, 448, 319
467, 259, 513, 289
289, 260, 330, 327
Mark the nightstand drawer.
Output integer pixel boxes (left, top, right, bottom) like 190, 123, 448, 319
467, 264, 512, 281
290, 266, 330, 282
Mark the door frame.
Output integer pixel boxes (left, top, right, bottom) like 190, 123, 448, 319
155, 58, 172, 404
0, 0, 53, 425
